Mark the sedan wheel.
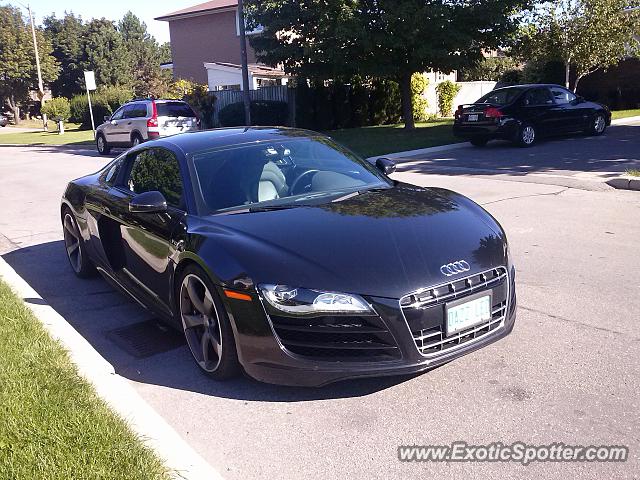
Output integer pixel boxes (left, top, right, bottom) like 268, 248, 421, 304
518, 124, 536, 147
62, 212, 94, 278
179, 269, 240, 379
593, 114, 606, 135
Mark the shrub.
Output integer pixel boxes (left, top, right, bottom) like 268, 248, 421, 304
435, 80, 461, 117
70, 85, 133, 129
369, 78, 402, 125
218, 100, 289, 127
41, 97, 71, 122
411, 73, 429, 122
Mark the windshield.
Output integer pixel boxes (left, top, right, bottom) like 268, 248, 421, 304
475, 87, 525, 105
191, 136, 391, 214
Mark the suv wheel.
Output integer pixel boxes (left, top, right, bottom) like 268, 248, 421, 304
96, 134, 111, 155
131, 133, 143, 147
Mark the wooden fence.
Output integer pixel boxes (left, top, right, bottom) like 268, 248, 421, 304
211, 85, 296, 127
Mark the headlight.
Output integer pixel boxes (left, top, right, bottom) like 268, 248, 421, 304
259, 284, 374, 316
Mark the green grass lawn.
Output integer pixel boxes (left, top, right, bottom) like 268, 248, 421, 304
627, 169, 640, 177
611, 109, 640, 120
327, 119, 456, 158
0, 280, 171, 480
0, 123, 94, 146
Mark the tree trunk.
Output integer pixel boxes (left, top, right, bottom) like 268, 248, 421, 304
399, 72, 415, 130
564, 61, 571, 90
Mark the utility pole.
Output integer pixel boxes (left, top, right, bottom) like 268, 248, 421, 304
238, 0, 252, 126
21, 3, 47, 131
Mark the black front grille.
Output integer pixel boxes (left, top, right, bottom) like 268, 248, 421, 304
269, 314, 400, 362
401, 267, 509, 356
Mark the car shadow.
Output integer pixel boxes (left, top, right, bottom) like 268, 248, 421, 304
2, 241, 420, 402
395, 124, 640, 177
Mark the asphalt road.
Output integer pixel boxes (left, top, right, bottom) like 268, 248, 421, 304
1, 125, 639, 479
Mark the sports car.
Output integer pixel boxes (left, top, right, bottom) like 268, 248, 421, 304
61, 127, 517, 386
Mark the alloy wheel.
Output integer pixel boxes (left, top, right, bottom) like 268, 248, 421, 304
97, 136, 105, 152
63, 213, 82, 273
594, 115, 606, 134
180, 274, 223, 373
522, 126, 535, 145
132, 136, 141, 146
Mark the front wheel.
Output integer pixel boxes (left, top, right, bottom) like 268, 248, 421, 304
588, 113, 607, 136
178, 266, 240, 380
96, 134, 111, 155
516, 123, 537, 147
62, 210, 95, 278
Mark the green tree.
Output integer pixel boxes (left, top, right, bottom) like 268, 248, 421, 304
516, 0, 639, 92
246, 0, 528, 129
0, 5, 59, 124
458, 57, 521, 82
41, 97, 70, 133
82, 18, 133, 88
43, 13, 86, 97
118, 12, 169, 97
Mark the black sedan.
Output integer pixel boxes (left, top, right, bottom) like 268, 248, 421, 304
453, 84, 611, 147
0, 114, 8, 127
61, 128, 517, 386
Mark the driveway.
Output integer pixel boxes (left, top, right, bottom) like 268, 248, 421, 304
1, 131, 639, 479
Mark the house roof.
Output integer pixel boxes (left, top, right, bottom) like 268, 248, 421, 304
155, 1, 238, 22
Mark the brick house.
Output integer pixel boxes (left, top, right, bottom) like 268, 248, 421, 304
155, 0, 288, 91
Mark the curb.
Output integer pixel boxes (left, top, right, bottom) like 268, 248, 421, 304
0, 256, 223, 480
610, 115, 640, 125
606, 176, 640, 191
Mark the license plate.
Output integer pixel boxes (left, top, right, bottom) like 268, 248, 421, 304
467, 114, 479, 122
445, 293, 492, 336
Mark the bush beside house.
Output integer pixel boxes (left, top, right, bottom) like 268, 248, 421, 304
436, 81, 461, 117
41, 97, 71, 134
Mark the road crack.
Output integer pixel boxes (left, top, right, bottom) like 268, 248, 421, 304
481, 188, 568, 206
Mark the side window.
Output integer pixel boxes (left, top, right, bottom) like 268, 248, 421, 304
524, 88, 553, 106
550, 87, 576, 105
104, 157, 124, 185
125, 103, 148, 119
126, 148, 185, 209
111, 107, 125, 121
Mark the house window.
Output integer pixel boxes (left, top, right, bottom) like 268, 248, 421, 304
236, 8, 264, 36
256, 78, 281, 88
214, 85, 242, 91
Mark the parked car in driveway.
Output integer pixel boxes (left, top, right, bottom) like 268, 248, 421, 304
453, 84, 611, 147
0, 114, 8, 127
96, 99, 200, 155
62, 127, 517, 386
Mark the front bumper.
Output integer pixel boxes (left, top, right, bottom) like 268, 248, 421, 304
222, 267, 517, 387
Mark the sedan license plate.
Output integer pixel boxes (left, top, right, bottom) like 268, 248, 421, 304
467, 114, 479, 122
445, 293, 492, 336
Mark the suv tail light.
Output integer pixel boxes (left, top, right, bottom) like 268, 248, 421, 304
147, 101, 159, 127
484, 106, 503, 119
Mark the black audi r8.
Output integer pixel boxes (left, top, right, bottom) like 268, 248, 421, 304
453, 84, 611, 147
61, 128, 517, 386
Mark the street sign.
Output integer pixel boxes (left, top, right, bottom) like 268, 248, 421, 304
84, 71, 97, 91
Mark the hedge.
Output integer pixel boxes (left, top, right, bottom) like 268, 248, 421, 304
218, 100, 289, 127
70, 85, 133, 129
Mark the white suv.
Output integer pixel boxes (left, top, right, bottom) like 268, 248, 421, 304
96, 99, 200, 155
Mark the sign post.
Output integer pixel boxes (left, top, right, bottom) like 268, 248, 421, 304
84, 71, 97, 137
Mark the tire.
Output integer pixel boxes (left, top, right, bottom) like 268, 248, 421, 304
470, 137, 489, 147
177, 265, 240, 380
587, 113, 607, 136
516, 123, 537, 147
96, 134, 111, 155
62, 209, 96, 278
131, 133, 143, 147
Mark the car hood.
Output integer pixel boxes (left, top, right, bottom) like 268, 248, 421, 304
191, 183, 507, 299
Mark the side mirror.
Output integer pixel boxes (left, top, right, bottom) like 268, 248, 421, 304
375, 157, 396, 175
573, 95, 585, 104
129, 191, 167, 214
104, 115, 111, 123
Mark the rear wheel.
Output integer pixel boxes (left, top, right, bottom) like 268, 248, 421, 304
470, 137, 489, 147
516, 123, 536, 147
178, 265, 240, 380
96, 134, 110, 155
62, 210, 95, 278
131, 133, 143, 147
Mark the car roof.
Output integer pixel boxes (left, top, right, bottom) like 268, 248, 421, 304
150, 127, 323, 153
494, 83, 565, 90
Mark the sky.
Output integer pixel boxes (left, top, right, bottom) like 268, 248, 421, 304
3, 0, 200, 43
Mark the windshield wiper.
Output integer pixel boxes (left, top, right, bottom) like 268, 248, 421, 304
248, 204, 314, 213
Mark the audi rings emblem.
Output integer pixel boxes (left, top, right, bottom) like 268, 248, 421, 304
440, 260, 471, 277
